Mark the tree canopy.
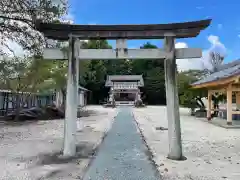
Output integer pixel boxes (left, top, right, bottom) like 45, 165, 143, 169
0, 39, 209, 106
0, 0, 68, 55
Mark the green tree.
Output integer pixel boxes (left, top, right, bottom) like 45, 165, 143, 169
178, 70, 207, 114
82, 40, 111, 104
132, 42, 165, 104
0, 56, 52, 118
0, 0, 68, 55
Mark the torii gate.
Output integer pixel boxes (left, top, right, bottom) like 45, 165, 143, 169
36, 19, 211, 160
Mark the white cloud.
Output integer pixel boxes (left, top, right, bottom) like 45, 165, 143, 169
65, 13, 74, 21
238, 34, 240, 38
176, 35, 227, 72
207, 35, 226, 55
175, 42, 205, 72
61, 13, 75, 24
175, 42, 187, 49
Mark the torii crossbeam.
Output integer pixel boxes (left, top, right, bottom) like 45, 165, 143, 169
36, 19, 211, 160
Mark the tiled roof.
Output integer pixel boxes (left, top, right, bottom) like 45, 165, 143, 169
216, 59, 240, 71
192, 60, 240, 86
105, 75, 144, 87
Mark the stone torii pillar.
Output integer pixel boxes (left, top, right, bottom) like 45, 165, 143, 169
164, 36, 182, 160
63, 36, 81, 157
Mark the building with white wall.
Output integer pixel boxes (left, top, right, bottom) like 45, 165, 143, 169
78, 86, 88, 107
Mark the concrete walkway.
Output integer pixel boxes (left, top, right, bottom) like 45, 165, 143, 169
83, 107, 160, 180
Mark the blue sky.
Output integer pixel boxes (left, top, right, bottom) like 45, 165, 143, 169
66, 0, 240, 69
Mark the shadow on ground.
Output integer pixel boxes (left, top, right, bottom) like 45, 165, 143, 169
10, 143, 99, 180
0, 106, 116, 180
26, 143, 97, 166
0, 109, 97, 127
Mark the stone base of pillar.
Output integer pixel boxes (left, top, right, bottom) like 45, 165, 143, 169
207, 116, 211, 121
227, 121, 232, 125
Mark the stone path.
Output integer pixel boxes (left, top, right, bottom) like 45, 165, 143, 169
83, 107, 160, 180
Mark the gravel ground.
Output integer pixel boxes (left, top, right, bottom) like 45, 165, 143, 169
0, 105, 118, 180
83, 107, 160, 180
133, 106, 240, 180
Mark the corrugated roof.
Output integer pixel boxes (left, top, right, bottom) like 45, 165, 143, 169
192, 60, 240, 86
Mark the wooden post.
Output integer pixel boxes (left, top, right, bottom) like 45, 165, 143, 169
63, 36, 78, 157
55, 90, 63, 108
164, 36, 183, 160
236, 92, 240, 110
207, 91, 212, 120
227, 84, 232, 125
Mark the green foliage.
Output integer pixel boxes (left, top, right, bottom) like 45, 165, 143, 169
1, 40, 211, 106
178, 70, 207, 108
0, 56, 55, 115
80, 40, 110, 104
42, 60, 68, 92
132, 43, 165, 104
0, 56, 52, 93
0, 0, 68, 55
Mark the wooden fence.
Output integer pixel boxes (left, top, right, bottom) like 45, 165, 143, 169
0, 90, 55, 116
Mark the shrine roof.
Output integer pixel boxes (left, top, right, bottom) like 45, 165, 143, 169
105, 75, 144, 87
192, 59, 240, 88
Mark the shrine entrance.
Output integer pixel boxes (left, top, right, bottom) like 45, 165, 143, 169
114, 92, 136, 102
105, 75, 144, 105
36, 19, 211, 160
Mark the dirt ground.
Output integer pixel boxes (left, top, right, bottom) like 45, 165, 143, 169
0, 105, 117, 180
133, 106, 240, 180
